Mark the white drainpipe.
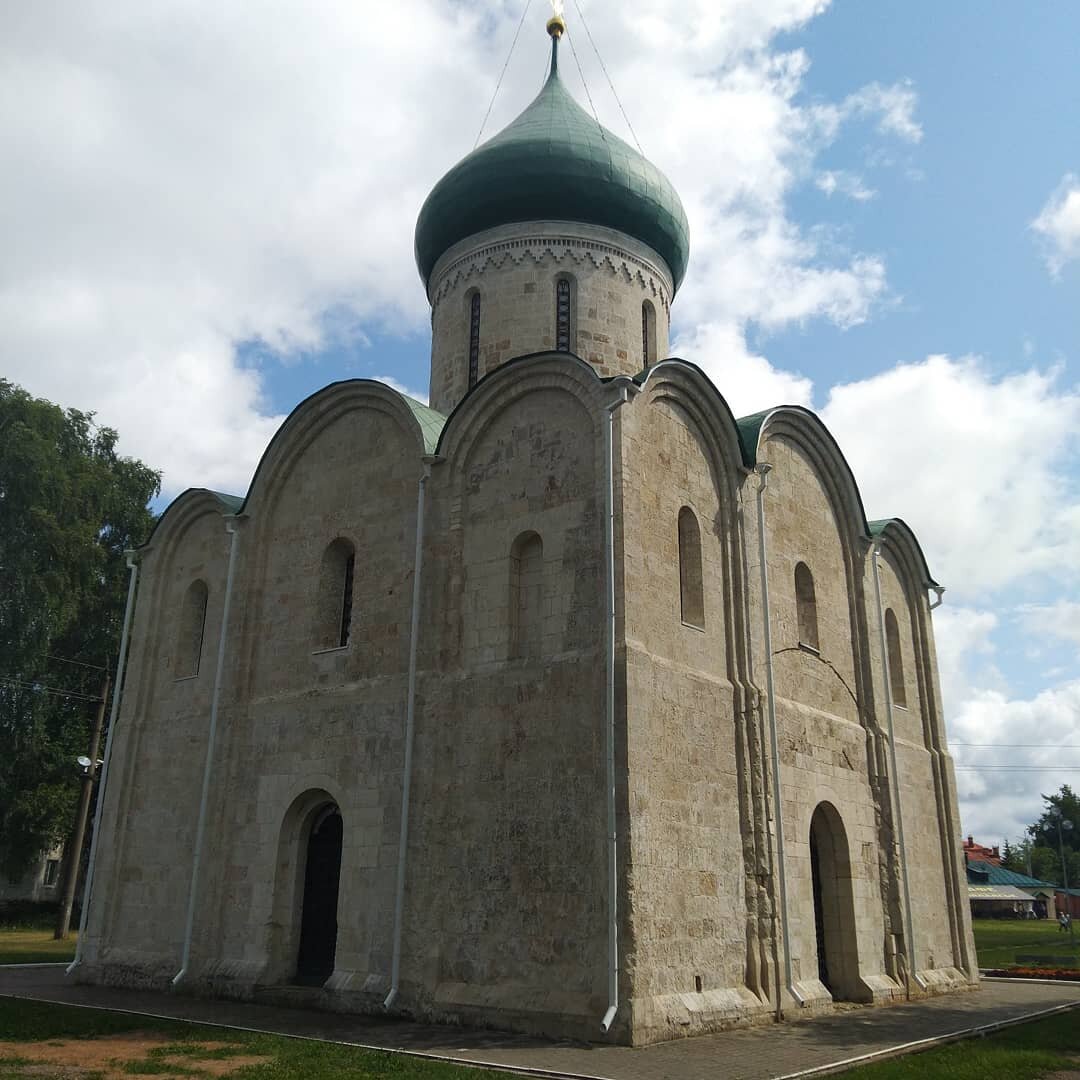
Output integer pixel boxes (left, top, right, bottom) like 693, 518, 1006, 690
600, 386, 630, 1034
755, 464, 806, 1011
67, 551, 140, 977
174, 515, 241, 986
870, 545, 927, 993
384, 461, 432, 1010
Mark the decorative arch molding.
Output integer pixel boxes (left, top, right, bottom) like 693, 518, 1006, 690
635, 360, 746, 505
240, 379, 437, 520
748, 408, 869, 554
429, 233, 672, 316
140, 488, 241, 560
435, 351, 607, 481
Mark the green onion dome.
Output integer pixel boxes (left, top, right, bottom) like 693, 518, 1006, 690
414, 37, 690, 292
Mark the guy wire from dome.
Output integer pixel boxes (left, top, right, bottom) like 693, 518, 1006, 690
414, 10, 690, 294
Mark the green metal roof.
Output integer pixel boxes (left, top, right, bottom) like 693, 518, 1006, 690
414, 38, 690, 292
208, 491, 244, 514
967, 859, 1057, 890
400, 394, 447, 455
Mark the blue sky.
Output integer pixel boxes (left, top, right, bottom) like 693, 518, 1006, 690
3, 1, 1079, 843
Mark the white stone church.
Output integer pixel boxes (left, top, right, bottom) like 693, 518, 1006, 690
76, 16, 978, 1046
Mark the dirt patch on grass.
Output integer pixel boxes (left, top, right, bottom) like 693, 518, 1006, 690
0, 1031, 272, 1078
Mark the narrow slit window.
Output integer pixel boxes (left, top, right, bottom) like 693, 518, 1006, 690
642, 300, 657, 368
315, 538, 356, 650
795, 562, 819, 651
510, 531, 544, 658
678, 507, 705, 629
555, 278, 572, 353
468, 292, 481, 388
885, 608, 907, 707
177, 579, 208, 677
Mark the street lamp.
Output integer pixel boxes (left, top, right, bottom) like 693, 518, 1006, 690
1049, 806, 1074, 935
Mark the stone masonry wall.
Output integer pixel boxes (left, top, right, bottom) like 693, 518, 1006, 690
428, 222, 672, 415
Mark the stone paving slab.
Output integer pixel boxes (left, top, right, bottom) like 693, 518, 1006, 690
1, 967, 1077, 1080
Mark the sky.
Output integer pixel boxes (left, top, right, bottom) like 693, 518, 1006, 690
3, 1, 1079, 849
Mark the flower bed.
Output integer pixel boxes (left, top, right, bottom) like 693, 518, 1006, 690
984, 967, 1080, 981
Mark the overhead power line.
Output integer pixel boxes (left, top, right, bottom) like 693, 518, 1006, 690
953, 742, 1080, 749
571, 0, 644, 154
46, 654, 106, 672
475, 0, 533, 149
0, 677, 102, 703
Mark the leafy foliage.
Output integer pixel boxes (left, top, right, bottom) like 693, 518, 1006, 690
0, 379, 159, 879
999, 785, 1080, 887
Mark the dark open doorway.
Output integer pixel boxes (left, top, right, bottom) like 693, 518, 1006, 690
295, 804, 342, 986
808, 802, 862, 1000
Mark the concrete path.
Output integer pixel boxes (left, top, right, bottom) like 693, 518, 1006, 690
1, 966, 1077, 1079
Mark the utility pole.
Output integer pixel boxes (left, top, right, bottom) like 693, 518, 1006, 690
55, 669, 110, 940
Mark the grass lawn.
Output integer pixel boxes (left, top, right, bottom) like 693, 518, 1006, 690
0, 928, 76, 966
0, 997, 520, 1079
0, 996, 1075, 1080
839, 1008, 1080, 1079
972, 918, 1080, 970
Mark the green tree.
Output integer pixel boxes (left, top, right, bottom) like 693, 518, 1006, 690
1026, 785, 1079, 888
0, 379, 159, 879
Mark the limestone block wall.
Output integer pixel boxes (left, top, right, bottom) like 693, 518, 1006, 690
617, 380, 768, 1039
866, 550, 972, 980
195, 396, 421, 994
428, 222, 672, 414
749, 432, 893, 1001
401, 372, 609, 1033
81, 494, 233, 983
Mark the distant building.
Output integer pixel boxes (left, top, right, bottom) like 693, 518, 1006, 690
0, 845, 63, 906
962, 836, 1001, 866
966, 859, 1056, 919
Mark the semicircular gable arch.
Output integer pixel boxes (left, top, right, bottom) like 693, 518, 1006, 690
435, 351, 609, 481
636, 358, 747, 502
749, 406, 872, 549
239, 379, 443, 518
868, 518, 941, 592
141, 487, 240, 560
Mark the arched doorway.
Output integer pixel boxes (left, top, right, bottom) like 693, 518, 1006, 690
295, 804, 343, 985
808, 802, 861, 1000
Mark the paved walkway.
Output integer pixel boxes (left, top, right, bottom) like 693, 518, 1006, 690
1, 966, 1077, 1079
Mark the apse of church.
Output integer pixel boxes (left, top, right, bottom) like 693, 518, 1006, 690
74, 13, 977, 1046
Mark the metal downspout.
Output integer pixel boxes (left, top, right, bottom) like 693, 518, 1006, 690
755, 464, 806, 1012
384, 462, 431, 1010
67, 552, 140, 977
173, 516, 241, 986
870, 545, 927, 993
601, 387, 629, 1034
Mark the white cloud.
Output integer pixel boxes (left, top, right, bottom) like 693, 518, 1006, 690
816, 169, 876, 202
1, 1, 922, 498
947, 680, 1080, 844
1032, 173, 1080, 275
672, 320, 813, 416
842, 80, 923, 143
1017, 599, 1080, 647
372, 375, 428, 406
821, 354, 1080, 597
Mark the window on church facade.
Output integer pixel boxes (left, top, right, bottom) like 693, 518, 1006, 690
678, 507, 704, 629
177, 579, 208, 677
642, 300, 657, 368
885, 608, 907, 707
315, 538, 356, 650
467, 291, 481, 388
555, 277, 574, 353
510, 531, 544, 658
795, 562, 819, 651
